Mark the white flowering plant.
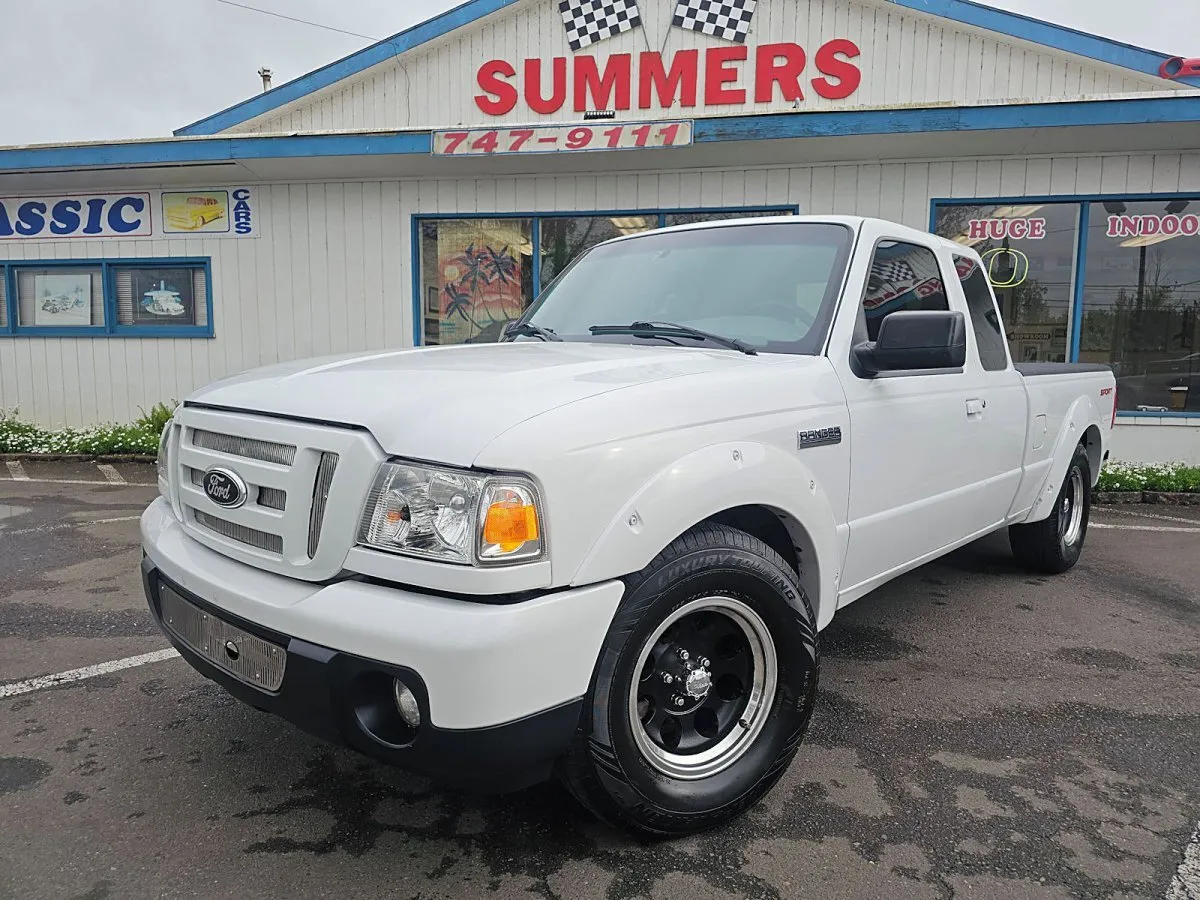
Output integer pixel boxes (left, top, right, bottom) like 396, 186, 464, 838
0, 403, 176, 457
1096, 461, 1200, 493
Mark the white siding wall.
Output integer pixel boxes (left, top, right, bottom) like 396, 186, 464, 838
4, 149, 1200, 462
233, 0, 1168, 135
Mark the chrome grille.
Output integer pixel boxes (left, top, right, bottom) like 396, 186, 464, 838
192, 429, 297, 466
193, 510, 283, 554
307, 452, 339, 558
257, 486, 287, 511
159, 585, 285, 691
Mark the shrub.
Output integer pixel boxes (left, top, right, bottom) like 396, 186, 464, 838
0, 408, 169, 456
1097, 462, 1200, 493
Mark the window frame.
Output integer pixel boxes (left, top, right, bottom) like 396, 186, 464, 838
0, 256, 213, 338
850, 236, 958, 380
930, 192, 1200, 418
411, 205, 799, 348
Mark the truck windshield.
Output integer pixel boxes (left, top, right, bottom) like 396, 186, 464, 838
519, 222, 853, 355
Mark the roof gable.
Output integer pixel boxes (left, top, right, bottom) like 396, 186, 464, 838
176, 0, 1200, 136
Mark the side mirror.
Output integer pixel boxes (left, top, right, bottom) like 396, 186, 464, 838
853, 310, 967, 376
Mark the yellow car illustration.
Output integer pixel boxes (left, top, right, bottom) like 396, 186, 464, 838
165, 195, 226, 232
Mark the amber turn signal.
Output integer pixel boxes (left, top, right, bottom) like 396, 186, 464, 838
483, 500, 539, 552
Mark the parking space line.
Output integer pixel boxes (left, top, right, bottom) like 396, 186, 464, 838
2, 515, 143, 537
1092, 523, 1200, 534
0, 648, 180, 699
5, 460, 29, 481
1097, 508, 1200, 526
96, 463, 127, 485
0, 477, 156, 487
1167, 823, 1200, 899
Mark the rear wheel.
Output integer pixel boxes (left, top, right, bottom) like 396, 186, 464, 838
1009, 443, 1091, 574
559, 523, 819, 839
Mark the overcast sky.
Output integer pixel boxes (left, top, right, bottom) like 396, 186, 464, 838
1, 0, 1196, 146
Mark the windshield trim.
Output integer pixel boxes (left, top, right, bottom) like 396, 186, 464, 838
510, 220, 856, 357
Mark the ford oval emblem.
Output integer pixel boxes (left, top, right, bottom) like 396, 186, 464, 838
202, 467, 247, 509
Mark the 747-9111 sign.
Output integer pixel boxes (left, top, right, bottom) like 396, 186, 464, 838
433, 121, 693, 156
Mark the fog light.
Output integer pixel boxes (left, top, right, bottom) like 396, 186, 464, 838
393, 679, 421, 728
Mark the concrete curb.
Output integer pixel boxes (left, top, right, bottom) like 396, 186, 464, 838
1095, 491, 1200, 505
0, 453, 154, 464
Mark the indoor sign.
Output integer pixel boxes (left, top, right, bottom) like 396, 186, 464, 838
0, 188, 258, 240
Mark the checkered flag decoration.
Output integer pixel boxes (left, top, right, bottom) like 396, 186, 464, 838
559, 0, 643, 51
672, 0, 757, 43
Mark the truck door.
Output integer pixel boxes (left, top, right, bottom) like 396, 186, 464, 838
832, 235, 982, 599
945, 251, 1028, 529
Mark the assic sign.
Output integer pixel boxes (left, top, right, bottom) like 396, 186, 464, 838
476, 41, 863, 115
0, 188, 257, 240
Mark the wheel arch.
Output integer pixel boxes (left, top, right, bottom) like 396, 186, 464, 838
1023, 396, 1104, 524
569, 441, 841, 630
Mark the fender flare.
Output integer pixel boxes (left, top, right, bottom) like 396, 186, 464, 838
570, 440, 843, 629
1023, 394, 1102, 524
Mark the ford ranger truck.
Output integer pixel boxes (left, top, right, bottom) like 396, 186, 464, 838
142, 216, 1117, 838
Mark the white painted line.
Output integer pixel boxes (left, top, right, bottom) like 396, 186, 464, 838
1092, 523, 1200, 534
96, 463, 126, 485
1, 515, 142, 537
1097, 507, 1200, 526
1167, 823, 1200, 900
5, 460, 29, 481
0, 648, 180, 699
0, 477, 155, 487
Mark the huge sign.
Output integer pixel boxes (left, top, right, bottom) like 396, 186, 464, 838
0, 188, 257, 240
475, 41, 862, 116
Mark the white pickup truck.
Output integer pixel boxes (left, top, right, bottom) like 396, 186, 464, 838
142, 216, 1117, 837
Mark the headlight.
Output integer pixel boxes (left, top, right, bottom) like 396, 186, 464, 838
358, 461, 545, 565
156, 422, 173, 502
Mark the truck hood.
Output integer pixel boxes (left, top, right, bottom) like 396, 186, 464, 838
186, 342, 761, 466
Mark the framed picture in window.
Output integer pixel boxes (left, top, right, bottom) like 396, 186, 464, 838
426, 286, 440, 317
33, 272, 92, 327
1020, 342, 1040, 362
130, 268, 196, 325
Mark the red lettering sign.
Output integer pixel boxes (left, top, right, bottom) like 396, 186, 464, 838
474, 40, 863, 115
966, 218, 1048, 240
1107, 214, 1200, 239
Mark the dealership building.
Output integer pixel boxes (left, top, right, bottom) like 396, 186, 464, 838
1, 0, 1199, 462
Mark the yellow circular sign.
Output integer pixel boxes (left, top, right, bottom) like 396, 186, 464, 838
981, 247, 1030, 288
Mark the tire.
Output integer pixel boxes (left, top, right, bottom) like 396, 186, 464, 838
559, 523, 819, 839
1009, 442, 1091, 574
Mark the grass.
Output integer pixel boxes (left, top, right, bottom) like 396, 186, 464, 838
0, 403, 177, 457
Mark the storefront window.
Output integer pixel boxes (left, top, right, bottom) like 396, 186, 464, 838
539, 215, 656, 287
1079, 199, 1200, 413
663, 210, 791, 227
419, 218, 534, 346
934, 203, 1080, 363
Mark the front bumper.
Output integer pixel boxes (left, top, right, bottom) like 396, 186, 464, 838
140, 498, 625, 791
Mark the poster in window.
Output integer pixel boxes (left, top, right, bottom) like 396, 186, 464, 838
435, 220, 527, 344
132, 268, 195, 325
33, 272, 92, 327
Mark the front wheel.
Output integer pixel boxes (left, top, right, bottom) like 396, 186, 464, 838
1009, 443, 1091, 574
559, 523, 819, 839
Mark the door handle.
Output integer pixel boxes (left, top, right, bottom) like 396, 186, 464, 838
966, 398, 986, 417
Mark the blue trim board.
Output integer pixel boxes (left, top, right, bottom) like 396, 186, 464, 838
8, 96, 1200, 175
175, 0, 524, 136
0, 257, 214, 338
175, 0, 1196, 136
1068, 201, 1090, 361
888, 0, 1200, 88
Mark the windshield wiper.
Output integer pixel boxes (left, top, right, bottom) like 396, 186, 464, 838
504, 321, 562, 342
588, 321, 758, 356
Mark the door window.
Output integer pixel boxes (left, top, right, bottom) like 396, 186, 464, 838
860, 241, 949, 341
953, 254, 1009, 371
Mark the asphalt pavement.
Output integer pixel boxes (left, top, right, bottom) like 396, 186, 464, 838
1, 465, 1198, 900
